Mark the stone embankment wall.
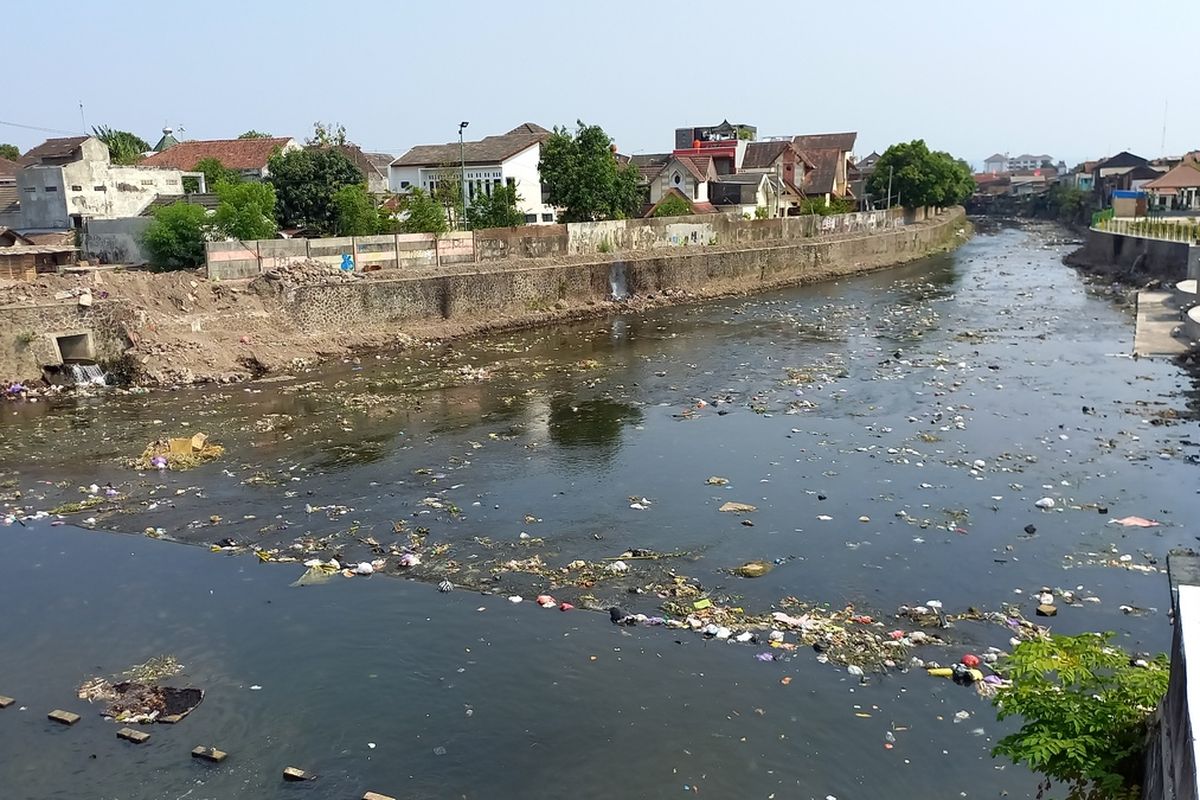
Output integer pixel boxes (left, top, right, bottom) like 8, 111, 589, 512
277, 208, 965, 333
0, 300, 134, 381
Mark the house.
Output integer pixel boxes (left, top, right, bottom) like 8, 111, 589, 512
334, 145, 394, 195
792, 132, 857, 203
854, 151, 882, 177
740, 140, 812, 215
1144, 163, 1200, 211
707, 173, 777, 217
0, 156, 19, 183
983, 153, 1008, 174
15, 136, 194, 230
0, 227, 34, 246
647, 153, 719, 211
389, 123, 557, 224
139, 136, 299, 180
1091, 151, 1151, 203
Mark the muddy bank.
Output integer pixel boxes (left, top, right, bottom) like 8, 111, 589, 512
0, 209, 966, 387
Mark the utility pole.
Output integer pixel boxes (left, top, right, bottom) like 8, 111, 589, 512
458, 121, 469, 230
886, 166, 894, 211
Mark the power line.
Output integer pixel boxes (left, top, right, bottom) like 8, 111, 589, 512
0, 118, 86, 137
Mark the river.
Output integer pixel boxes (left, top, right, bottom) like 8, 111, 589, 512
1, 223, 1197, 799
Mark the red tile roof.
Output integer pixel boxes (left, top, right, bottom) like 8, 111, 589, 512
139, 137, 294, 171
0, 157, 20, 179
792, 132, 857, 153
1144, 163, 1200, 190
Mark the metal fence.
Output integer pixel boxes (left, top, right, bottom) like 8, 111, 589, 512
1093, 216, 1200, 244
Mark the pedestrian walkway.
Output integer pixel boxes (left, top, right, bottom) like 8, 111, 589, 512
1134, 291, 1190, 357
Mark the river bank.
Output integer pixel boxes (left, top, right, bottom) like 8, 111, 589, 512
1, 221, 1196, 799
0, 209, 966, 387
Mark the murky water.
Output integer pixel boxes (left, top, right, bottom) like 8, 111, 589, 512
1, 225, 1198, 799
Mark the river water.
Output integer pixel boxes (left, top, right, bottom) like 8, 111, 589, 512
1, 224, 1198, 799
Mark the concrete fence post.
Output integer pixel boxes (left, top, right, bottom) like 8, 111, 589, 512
352, 236, 360, 272
255, 240, 262, 275
394, 234, 401, 271
305, 239, 311, 259
435, 235, 441, 269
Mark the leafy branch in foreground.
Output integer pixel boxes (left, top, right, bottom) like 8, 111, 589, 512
991, 632, 1168, 800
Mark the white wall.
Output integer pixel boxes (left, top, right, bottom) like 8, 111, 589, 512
388, 143, 556, 224
503, 145, 555, 223
18, 158, 186, 228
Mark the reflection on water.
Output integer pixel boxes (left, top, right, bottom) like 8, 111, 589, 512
548, 396, 643, 450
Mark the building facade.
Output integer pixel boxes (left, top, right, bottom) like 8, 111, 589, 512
16, 136, 192, 230
389, 124, 557, 224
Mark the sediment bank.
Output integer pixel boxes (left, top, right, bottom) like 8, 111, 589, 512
0, 207, 967, 386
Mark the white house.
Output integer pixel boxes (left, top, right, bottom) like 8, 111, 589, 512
983, 153, 1008, 174
16, 136, 194, 230
389, 123, 557, 224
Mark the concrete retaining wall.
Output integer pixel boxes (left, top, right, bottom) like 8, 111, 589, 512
82, 218, 153, 265
276, 208, 963, 333
204, 208, 916, 280
1078, 229, 1194, 280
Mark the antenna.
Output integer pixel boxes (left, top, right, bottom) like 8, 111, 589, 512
79, 101, 87, 132
1160, 99, 1168, 155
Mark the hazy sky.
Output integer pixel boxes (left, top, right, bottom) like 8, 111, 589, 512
4, 0, 1194, 169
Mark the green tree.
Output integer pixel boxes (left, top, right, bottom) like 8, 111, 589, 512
185, 157, 241, 194
991, 632, 1169, 800
866, 139, 974, 210
213, 180, 277, 240
142, 202, 210, 271
267, 146, 362, 235
800, 196, 854, 216
399, 188, 448, 234
92, 126, 151, 165
539, 121, 642, 222
0, 143, 18, 161
652, 194, 692, 218
333, 183, 385, 235
238, 130, 272, 139
307, 121, 348, 147
466, 183, 526, 228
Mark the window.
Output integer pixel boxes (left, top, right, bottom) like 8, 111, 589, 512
524, 213, 537, 224
400, 180, 411, 189
506, 177, 516, 191
140, 179, 154, 186
94, 185, 107, 192
673, 172, 682, 186
70, 185, 82, 191
22, 186, 35, 193
44, 185, 58, 192
541, 213, 553, 222
166, 179, 178, 185
693, 182, 699, 200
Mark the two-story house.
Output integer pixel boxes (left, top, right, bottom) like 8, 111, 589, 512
15, 136, 193, 230
389, 123, 557, 224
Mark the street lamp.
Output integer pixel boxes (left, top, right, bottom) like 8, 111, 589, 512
458, 121, 469, 230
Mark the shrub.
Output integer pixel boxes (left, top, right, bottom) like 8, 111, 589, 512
991, 632, 1168, 799
142, 202, 210, 271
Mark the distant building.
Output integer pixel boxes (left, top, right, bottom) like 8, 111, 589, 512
15, 136, 193, 230
674, 120, 757, 151
334, 144, 393, 195
389, 123, 557, 224
1008, 153, 1053, 171
1091, 151, 1153, 203
983, 153, 1008, 174
140, 136, 300, 180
